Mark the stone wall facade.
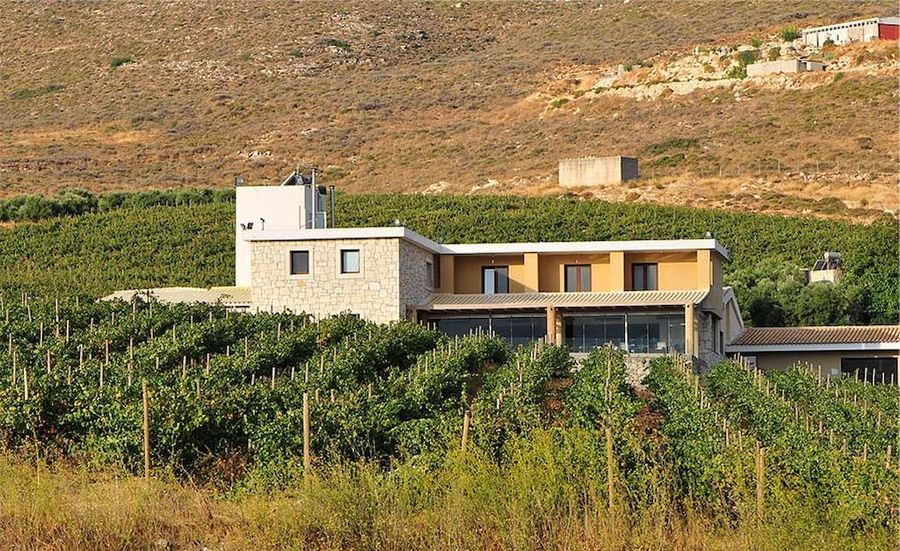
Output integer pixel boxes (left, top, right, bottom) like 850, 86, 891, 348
249, 237, 434, 324
698, 311, 724, 370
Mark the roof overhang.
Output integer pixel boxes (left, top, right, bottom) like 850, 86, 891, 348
417, 289, 709, 312
242, 227, 443, 253
727, 343, 900, 354
243, 227, 730, 260
440, 238, 730, 260
103, 286, 252, 307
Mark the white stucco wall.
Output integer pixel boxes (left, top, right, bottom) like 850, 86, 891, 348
235, 186, 309, 286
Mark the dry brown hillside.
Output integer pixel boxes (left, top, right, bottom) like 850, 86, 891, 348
0, 0, 896, 219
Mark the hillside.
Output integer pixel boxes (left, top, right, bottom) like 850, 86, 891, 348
1, 0, 896, 219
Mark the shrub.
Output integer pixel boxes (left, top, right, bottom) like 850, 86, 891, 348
321, 38, 351, 51
736, 49, 758, 67
10, 84, 63, 100
289, 48, 306, 58
780, 26, 801, 42
767, 47, 780, 61
110, 56, 134, 68
549, 98, 569, 109
750, 37, 762, 48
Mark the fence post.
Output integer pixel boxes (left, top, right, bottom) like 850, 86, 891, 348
143, 380, 151, 481
756, 444, 765, 517
461, 410, 471, 453
303, 392, 311, 478
606, 426, 615, 510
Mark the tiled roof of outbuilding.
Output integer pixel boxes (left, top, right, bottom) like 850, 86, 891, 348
730, 325, 900, 347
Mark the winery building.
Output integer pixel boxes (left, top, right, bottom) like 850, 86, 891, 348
106, 175, 899, 379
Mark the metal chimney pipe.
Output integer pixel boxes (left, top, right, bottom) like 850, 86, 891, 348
329, 185, 336, 228
310, 168, 317, 229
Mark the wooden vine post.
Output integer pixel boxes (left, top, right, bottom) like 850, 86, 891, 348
302, 392, 311, 479
755, 443, 765, 517
142, 380, 151, 481
461, 410, 471, 453
605, 426, 615, 511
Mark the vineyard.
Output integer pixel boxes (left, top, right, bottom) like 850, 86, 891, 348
0, 191, 896, 326
0, 295, 896, 549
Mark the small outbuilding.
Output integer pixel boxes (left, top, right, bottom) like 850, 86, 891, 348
727, 325, 900, 383
559, 156, 639, 188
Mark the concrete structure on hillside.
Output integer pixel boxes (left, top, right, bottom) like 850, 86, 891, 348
746, 59, 825, 77
802, 17, 900, 47
559, 156, 638, 188
727, 326, 900, 382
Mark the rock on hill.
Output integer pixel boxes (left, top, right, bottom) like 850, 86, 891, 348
0, 0, 895, 220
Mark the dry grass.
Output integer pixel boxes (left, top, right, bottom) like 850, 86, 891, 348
0, 452, 890, 550
0, 0, 895, 220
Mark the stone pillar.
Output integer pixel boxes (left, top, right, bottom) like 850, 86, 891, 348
685, 303, 698, 359
546, 306, 557, 344
555, 311, 564, 346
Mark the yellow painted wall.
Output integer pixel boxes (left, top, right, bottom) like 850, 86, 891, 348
537, 253, 611, 292
435, 255, 455, 294
453, 254, 529, 293
624, 252, 698, 291
447, 249, 713, 294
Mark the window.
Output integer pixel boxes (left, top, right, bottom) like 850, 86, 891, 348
432, 254, 441, 289
841, 357, 898, 385
340, 249, 360, 274
565, 265, 591, 292
631, 263, 658, 291
290, 250, 309, 275
425, 260, 434, 288
482, 266, 509, 294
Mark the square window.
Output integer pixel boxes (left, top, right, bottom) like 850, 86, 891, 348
631, 263, 658, 291
290, 250, 309, 275
482, 266, 509, 294
564, 265, 591, 292
341, 249, 360, 274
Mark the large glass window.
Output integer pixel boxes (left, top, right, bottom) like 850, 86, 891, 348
482, 266, 509, 294
289, 250, 309, 275
841, 357, 898, 385
340, 249, 360, 274
435, 317, 490, 338
434, 315, 545, 347
565, 315, 626, 353
564, 312, 682, 354
631, 263, 658, 291
565, 265, 591, 292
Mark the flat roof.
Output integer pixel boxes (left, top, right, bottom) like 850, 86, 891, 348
418, 289, 709, 311
242, 227, 730, 259
802, 17, 880, 33
103, 286, 252, 306
727, 325, 900, 353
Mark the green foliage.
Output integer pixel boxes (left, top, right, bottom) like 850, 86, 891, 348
645, 357, 733, 511
549, 97, 569, 108
750, 37, 763, 48
780, 26, 801, 42
110, 56, 134, 68
706, 360, 898, 531
565, 346, 639, 430
288, 48, 306, 58
10, 84, 63, 100
0, 192, 895, 325
320, 38, 351, 51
